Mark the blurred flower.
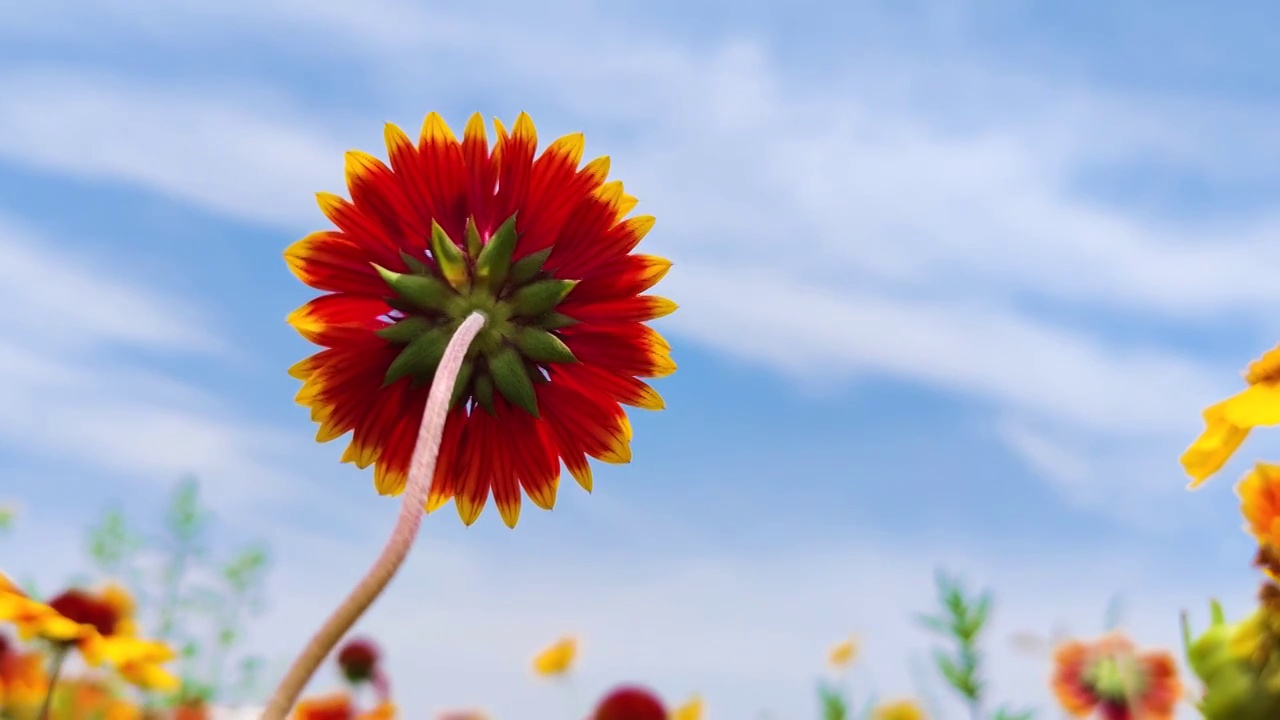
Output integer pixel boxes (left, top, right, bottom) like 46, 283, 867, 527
829, 637, 859, 668
0, 635, 48, 716
871, 699, 926, 720
1241, 463, 1280, 551
0, 573, 178, 691
1185, 595, 1280, 719
1052, 632, 1180, 720
1182, 345, 1280, 487
292, 692, 397, 720
669, 694, 703, 720
285, 111, 676, 528
592, 686, 666, 720
337, 637, 380, 684
532, 636, 577, 677
436, 712, 488, 720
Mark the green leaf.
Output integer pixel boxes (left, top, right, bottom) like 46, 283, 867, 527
399, 250, 429, 274
474, 214, 519, 292
488, 346, 538, 416
383, 326, 451, 387
448, 362, 475, 407
512, 327, 577, 364
464, 216, 483, 259
376, 316, 433, 345
507, 247, 552, 287
509, 279, 577, 318
474, 373, 495, 414
373, 265, 457, 312
429, 221, 470, 291
536, 311, 578, 330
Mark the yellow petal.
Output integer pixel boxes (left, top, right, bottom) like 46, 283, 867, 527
1220, 384, 1280, 427
532, 636, 577, 676
1182, 401, 1251, 488
670, 695, 704, 720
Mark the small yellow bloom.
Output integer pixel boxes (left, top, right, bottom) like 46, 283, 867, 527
829, 637, 859, 668
670, 694, 703, 720
532, 636, 577, 677
872, 699, 927, 720
1183, 346, 1280, 487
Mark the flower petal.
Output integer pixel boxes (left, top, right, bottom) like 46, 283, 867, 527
1182, 400, 1252, 487
415, 112, 470, 242
568, 254, 672, 302
285, 232, 388, 295
538, 381, 633, 493
286, 295, 391, 347
551, 364, 664, 411
561, 323, 676, 379
559, 295, 678, 324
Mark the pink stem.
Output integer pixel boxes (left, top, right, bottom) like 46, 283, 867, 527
262, 311, 488, 720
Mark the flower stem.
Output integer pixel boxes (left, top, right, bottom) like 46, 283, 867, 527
38, 644, 69, 720
261, 311, 488, 720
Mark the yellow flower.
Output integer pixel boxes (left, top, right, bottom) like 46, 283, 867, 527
670, 694, 703, 720
0, 644, 48, 716
1182, 346, 1280, 487
872, 699, 927, 720
0, 572, 178, 691
829, 637, 859, 668
532, 636, 577, 677
1240, 463, 1280, 550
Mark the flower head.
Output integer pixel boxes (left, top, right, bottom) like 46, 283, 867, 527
1184, 598, 1280, 719
871, 699, 927, 720
532, 635, 577, 677
829, 636, 859, 668
1052, 633, 1180, 719
1241, 463, 1280, 552
0, 638, 48, 716
591, 686, 666, 720
285, 112, 676, 528
0, 573, 178, 691
670, 694, 703, 720
1182, 346, 1280, 487
293, 692, 396, 720
337, 637, 380, 685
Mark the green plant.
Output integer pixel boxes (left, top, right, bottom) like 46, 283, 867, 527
917, 570, 1034, 720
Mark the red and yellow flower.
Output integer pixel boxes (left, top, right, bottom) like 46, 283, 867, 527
285, 112, 676, 528
292, 692, 396, 720
0, 573, 177, 691
1052, 633, 1180, 719
0, 634, 48, 717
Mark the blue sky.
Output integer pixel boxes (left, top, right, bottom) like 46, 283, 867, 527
2, 1, 1279, 718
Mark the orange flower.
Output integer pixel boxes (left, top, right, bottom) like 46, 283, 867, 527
0, 636, 49, 716
1240, 462, 1280, 550
1182, 345, 1280, 487
293, 692, 396, 719
0, 573, 177, 691
1051, 633, 1181, 719
285, 112, 676, 528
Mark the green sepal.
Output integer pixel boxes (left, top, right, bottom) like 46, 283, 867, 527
429, 221, 470, 291
474, 214, 519, 293
488, 346, 538, 416
536, 311, 578, 330
464, 217, 483, 259
373, 264, 456, 312
448, 362, 474, 408
507, 247, 551, 287
398, 250, 429, 275
473, 373, 496, 414
513, 327, 577, 364
382, 326, 450, 387
376, 316, 433, 345
509, 279, 577, 318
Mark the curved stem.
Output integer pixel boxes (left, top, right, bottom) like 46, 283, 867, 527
261, 311, 487, 720
37, 644, 68, 720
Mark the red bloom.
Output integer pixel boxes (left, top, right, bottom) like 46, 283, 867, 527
1051, 633, 1180, 720
286, 113, 676, 528
592, 686, 667, 720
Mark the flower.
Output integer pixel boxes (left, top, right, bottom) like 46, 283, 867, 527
57, 678, 144, 720
1052, 633, 1180, 720
1184, 598, 1280, 719
1182, 345, 1280, 487
293, 693, 396, 720
285, 112, 676, 528
531, 635, 577, 677
1241, 463, 1280, 551
592, 686, 666, 720
871, 699, 927, 720
337, 637, 380, 685
829, 636, 859, 668
0, 573, 178, 691
670, 695, 704, 720
0, 636, 48, 716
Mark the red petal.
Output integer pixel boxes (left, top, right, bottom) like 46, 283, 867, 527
381, 124, 435, 255
567, 254, 672, 302
550, 364, 664, 411
337, 152, 423, 264
538, 381, 632, 492
516, 135, 608, 259
427, 406, 469, 513
284, 232, 388, 295
494, 398, 560, 510
287, 295, 391, 347
415, 113, 470, 243
451, 411, 491, 526
461, 114, 499, 233
492, 114, 537, 234
561, 323, 676, 379
559, 295, 677, 324
296, 344, 399, 444
544, 181, 627, 277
